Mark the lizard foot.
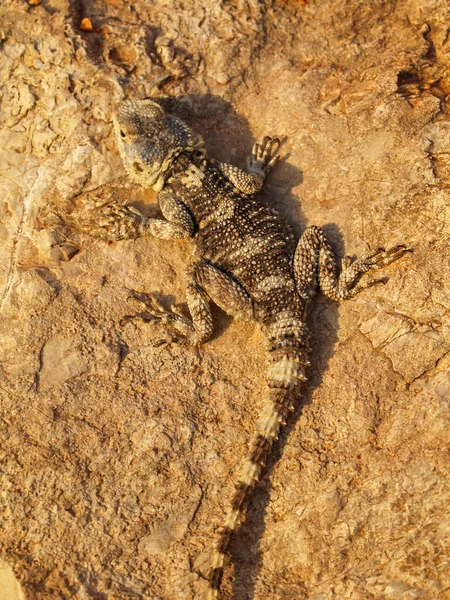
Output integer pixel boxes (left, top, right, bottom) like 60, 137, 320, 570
340, 244, 412, 298
351, 244, 412, 271
121, 290, 196, 344
93, 204, 147, 241
247, 136, 281, 179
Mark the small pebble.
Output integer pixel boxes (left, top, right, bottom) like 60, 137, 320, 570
80, 18, 93, 32
216, 72, 230, 85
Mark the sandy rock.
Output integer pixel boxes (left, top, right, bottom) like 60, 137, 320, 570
0, 0, 449, 599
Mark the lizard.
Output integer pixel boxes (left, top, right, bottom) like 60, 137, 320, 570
94, 98, 409, 599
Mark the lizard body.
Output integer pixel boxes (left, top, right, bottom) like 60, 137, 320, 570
97, 98, 409, 599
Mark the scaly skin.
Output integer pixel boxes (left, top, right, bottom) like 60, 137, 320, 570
93, 98, 410, 599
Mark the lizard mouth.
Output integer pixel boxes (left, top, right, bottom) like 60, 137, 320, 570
112, 117, 164, 186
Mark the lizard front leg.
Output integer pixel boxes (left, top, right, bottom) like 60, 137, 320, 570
217, 136, 280, 195
93, 188, 194, 241
124, 261, 254, 345
294, 225, 410, 301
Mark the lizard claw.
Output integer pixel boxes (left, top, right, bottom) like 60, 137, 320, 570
356, 244, 412, 270
127, 290, 165, 312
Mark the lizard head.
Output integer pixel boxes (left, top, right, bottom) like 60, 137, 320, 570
113, 99, 205, 191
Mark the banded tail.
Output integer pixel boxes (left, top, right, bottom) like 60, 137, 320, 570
207, 317, 310, 599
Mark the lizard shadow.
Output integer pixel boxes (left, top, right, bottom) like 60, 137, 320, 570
230, 276, 342, 599
86, 87, 348, 598
161, 95, 346, 597
230, 254, 345, 599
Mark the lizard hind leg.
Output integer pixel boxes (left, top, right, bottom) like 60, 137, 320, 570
294, 225, 410, 302
121, 260, 254, 346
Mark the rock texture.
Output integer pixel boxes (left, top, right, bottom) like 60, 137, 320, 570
1, 0, 449, 599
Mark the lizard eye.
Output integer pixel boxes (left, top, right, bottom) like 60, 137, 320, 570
133, 162, 145, 173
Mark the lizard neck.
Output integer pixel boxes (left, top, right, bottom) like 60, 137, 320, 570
166, 150, 208, 179
163, 152, 231, 226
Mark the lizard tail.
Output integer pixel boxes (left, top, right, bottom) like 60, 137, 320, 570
207, 326, 310, 599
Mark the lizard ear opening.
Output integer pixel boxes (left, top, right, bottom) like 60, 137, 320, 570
119, 130, 127, 139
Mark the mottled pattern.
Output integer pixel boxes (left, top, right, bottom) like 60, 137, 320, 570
95, 99, 409, 600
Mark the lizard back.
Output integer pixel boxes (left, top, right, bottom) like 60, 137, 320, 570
166, 154, 305, 328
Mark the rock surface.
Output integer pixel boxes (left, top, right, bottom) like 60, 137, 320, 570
1, 0, 449, 599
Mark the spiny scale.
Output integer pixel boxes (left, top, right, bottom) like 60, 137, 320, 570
93, 98, 410, 599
